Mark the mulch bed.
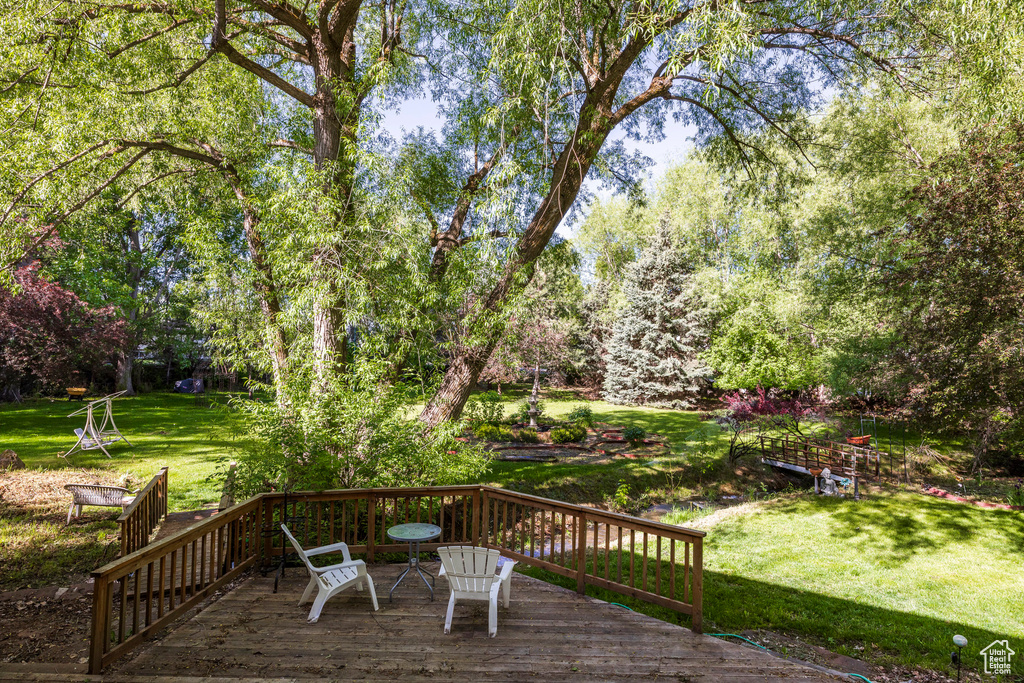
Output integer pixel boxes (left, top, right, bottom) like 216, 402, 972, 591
482, 423, 672, 462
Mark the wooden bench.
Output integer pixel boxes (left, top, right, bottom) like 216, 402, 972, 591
64, 484, 138, 525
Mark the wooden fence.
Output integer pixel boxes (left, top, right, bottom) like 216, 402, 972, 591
760, 435, 880, 479
118, 467, 169, 556
91, 485, 705, 673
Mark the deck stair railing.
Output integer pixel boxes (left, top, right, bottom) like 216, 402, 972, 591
118, 466, 169, 556
90, 485, 704, 674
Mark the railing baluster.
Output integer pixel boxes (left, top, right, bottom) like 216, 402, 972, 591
91, 487, 703, 674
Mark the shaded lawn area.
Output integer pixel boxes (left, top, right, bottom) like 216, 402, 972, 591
523, 490, 1023, 675
0, 469, 124, 590
0, 392, 240, 510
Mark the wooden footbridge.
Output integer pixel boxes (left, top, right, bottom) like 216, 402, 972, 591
760, 435, 882, 495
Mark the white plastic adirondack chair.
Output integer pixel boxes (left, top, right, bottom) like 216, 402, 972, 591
437, 546, 516, 637
281, 524, 379, 622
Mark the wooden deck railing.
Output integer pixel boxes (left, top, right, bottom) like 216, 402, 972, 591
91, 485, 705, 673
91, 496, 262, 673
118, 467, 169, 556
761, 434, 880, 479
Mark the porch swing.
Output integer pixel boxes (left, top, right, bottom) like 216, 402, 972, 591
61, 391, 133, 459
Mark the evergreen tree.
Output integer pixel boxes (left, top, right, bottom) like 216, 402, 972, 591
602, 224, 712, 408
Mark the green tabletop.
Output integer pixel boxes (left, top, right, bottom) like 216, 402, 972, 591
387, 523, 442, 542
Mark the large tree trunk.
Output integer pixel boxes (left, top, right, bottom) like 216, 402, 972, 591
309, 25, 359, 395
420, 115, 613, 425
237, 202, 289, 390
418, 43, 671, 427
115, 349, 135, 395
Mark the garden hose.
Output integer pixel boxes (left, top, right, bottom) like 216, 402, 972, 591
708, 634, 876, 683
608, 602, 634, 610
709, 633, 768, 650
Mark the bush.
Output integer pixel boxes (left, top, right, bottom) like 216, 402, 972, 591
566, 405, 594, 427
464, 391, 505, 427
232, 362, 487, 496
474, 424, 516, 442
551, 423, 587, 443
516, 428, 540, 443
622, 426, 646, 445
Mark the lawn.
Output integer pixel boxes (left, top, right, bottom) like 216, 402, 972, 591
2, 389, 1021, 678
0, 392, 241, 510
0, 393, 242, 590
523, 491, 1024, 676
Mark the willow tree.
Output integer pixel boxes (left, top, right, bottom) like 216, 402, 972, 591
0, 0, 417, 395
417, 0, 949, 425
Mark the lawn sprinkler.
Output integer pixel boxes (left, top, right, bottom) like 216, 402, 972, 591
952, 634, 967, 682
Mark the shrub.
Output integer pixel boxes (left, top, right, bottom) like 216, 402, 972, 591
464, 391, 505, 427
566, 405, 594, 427
474, 424, 501, 440
622, 426, 646, 445
551, 423, 587, 443
232, 363, 487, 496
516, 428, 540, 443
1008, 479, 1024, 507
474, 424, 515, 442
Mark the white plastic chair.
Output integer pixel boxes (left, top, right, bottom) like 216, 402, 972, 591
437, 546, 516, 637
281, 524, 379, 622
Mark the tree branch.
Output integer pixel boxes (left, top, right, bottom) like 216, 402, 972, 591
213, 0, 314, 107
269, 138, 314, 155
8, 149, 151, 269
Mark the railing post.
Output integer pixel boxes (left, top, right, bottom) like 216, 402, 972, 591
366, 493, 376, 562
471, 488, 482, 546
575, 511, 586, 594
691, 537, 703, 634
88, 572, 109, 674
480, 488, 491, 548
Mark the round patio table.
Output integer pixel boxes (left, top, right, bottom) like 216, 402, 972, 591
387, 522, 442, 601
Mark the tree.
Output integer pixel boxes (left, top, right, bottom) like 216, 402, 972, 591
0, 262, 128, 401
43, 197, 191, 394
0, 0, 419, 398
603, 223, 711, 408
418, 0, 947, 425
480, 241, 583, 416
880, 123, 1024, 468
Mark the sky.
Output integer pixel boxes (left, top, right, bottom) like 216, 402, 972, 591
379, 96, 698, 238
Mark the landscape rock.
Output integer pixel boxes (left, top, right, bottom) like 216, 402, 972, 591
0, 449, 25, 470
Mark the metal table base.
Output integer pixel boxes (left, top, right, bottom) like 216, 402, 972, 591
389, 539, 437, 601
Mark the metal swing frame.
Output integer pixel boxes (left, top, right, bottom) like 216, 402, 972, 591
61, 391, 133, 459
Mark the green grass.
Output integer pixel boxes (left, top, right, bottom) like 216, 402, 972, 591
3, 388, 1020, 677
0, 392, 241, 510
521, 491, 1023, 676
699, 492, 1023, 674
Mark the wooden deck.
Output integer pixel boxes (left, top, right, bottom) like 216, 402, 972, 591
96, 563, 841, 682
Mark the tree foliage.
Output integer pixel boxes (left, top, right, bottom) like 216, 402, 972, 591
878, 124, 1024, 465
603, 223, 712, 408
0, 262, 128, 400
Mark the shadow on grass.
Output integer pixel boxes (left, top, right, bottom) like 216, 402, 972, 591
717, 493, 1024, 567
518, 564, 1023, 676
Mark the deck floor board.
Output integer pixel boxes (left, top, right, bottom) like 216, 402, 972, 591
105, 563, 841, 682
